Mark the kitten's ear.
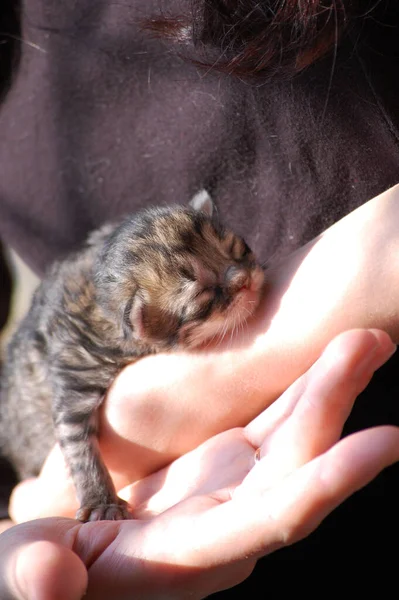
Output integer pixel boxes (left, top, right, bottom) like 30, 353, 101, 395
189, 189, 214, 217
123, 295, 145, 340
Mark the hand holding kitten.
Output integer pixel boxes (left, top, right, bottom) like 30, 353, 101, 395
7, 184, 399, 522
3, 329, 398, 600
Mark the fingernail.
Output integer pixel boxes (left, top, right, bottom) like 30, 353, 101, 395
373, 341, 397, 370
353, 337, 396, 378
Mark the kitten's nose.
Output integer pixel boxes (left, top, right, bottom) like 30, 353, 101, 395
224, 265, 250, 293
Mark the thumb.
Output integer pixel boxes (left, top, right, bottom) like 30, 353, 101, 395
1, 534, 87, 600
9, 446, 78, 523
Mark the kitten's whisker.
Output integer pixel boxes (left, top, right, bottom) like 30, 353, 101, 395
239, 318, 245, 336
229, 322, 235, 346
220, 320, 230, 346
213, 323, 224, 348
210, 326, 222, 346
231, 315, 242, 346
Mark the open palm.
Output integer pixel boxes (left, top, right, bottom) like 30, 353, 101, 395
1, 329, 399, 600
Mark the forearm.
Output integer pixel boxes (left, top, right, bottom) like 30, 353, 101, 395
244, 183, 399, 396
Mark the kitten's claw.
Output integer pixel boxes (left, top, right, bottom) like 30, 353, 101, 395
76, 501, 132, 522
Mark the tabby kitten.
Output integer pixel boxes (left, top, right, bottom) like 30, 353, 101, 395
0, 193, 264, 521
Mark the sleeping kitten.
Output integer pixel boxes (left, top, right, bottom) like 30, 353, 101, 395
0, 194, 264, 521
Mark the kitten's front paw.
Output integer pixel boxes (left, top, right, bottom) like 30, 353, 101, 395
76, 500, 132, 522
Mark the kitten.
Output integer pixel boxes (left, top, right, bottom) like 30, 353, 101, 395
0, 193, 264, 521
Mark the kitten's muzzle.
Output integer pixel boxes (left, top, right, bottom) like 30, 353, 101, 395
224, 265, 251, 294
224, 264, 264, 296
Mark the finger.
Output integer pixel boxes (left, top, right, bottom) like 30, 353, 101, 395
246, 329, 395, 445
0, 522, 87, 600
244, 329, 395, 486
0, 520, 14, 534
187, 426, 399, 563
9, 446, 78, 523
14, 541, 87, 600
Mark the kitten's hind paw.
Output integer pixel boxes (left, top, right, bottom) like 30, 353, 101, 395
76, 501, 132, 522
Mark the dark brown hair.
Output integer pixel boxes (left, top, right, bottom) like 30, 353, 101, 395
145, 0, 380, 77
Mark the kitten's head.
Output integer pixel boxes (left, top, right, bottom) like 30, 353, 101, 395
96, 194, 264, 350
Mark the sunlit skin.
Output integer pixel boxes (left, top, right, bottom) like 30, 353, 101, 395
1, 329, 398, 600
6, 184, 399, 517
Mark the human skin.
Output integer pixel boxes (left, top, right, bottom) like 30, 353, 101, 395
7, 184, 399, 519
1, 329, 398, 600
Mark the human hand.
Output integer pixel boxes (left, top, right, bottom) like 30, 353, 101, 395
9, 184, 399, 516
3, 329, 398, 599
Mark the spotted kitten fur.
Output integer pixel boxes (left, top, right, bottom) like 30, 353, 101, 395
0, 194, 264, 521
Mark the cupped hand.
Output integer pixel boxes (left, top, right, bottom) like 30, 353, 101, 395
9, 185, 399, 519
3, 329, 399, 600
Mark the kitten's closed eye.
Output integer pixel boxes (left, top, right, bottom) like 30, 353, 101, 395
193, 296, 215, 320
